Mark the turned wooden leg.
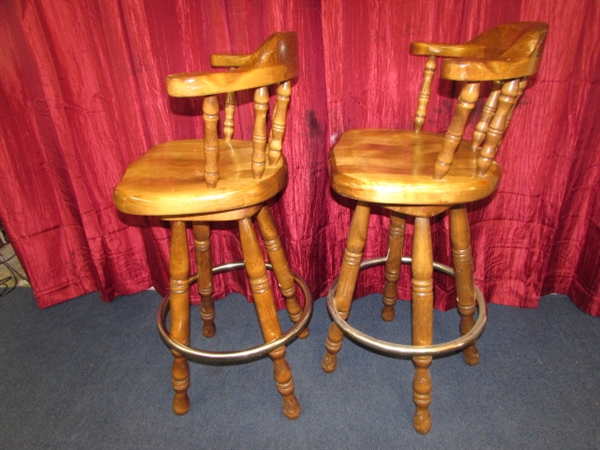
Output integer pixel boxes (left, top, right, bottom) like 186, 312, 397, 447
238, 217, 300, 420
381, 213, 406, 321
169, 220, 191, 415
450, 205, 480, 366
412, 217, 433, 434
256, 205, 309, 339
322, 202, 370, 373
193, 222, 216, 338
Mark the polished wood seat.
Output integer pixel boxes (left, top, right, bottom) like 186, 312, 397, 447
114, 32, 312, 420
329, 130, 500, 205
322, 22, 548, 433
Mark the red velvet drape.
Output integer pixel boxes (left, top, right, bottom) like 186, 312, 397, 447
1, 0, 598, 316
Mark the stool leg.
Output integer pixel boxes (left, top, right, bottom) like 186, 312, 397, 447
381, 213, 406, 321
193, 222, 216, 338
256, 205, 309, 339
169, 221, 191, 415
449, 205, 480, 366
322, 202, 371, 373
238, 217, 300, 420
412, 216, 433, 434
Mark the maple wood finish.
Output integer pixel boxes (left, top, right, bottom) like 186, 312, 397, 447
322, 23, 548, 433
114, 32, 311, 420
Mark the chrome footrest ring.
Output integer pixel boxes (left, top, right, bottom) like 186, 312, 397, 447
157, 261, 313, 364
326, 256, 487, 358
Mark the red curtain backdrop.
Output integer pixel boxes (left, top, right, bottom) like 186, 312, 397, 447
1, 0, 598, 316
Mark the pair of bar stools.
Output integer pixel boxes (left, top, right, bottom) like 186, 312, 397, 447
113, 23, 548, 433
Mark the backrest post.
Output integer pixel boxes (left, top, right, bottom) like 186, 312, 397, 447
268, 80, 292, 165
503, 78, 528, 136
252, 86, 269, 180
433, 82, 480, 180
203, 95, 220, 188
223, 91, 236, 143
414, 55, 436, 132
477, 79, 520, 176
471, 81, 503, 152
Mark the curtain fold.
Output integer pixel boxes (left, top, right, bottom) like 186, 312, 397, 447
1, 0, 598, 316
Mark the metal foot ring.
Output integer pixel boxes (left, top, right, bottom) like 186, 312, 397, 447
157, 261, 313, 364
326, 256, 487, 358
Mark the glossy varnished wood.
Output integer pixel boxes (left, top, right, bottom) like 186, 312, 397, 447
411, 22, 547, 60
449, 206, 479, 365
114, 139, 287, 217
411, 217, 434, 434
169, 221, 191, 415
256, 206, 309, 339
381, 213, 406, 321
322, 202, 371, 374
328, 129, 501, 206
166, 32, 298, 98
193, 222, 216, 338
322, 22, 548, 434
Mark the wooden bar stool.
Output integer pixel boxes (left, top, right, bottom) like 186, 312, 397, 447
322, 23, 548, 433
114, 32, 312, 420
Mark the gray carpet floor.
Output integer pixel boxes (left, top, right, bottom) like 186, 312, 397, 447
1, 288, 598, 449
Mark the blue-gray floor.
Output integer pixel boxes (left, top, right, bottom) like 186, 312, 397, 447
1, 289, 598, 449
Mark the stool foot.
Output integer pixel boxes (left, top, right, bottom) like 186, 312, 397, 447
298, 327, 309, 339
413, 408, 432, 434
199, 300, 216, 338
463, 344, 480, 366
322, 322, 344, 373
282, 394, 301, 420
171, 354, 190, 415
172, 393, 190, 416
412, 355, 433, 434
381, 304, 395, 322
202, 320, 216, 338
321, 350, 338, 373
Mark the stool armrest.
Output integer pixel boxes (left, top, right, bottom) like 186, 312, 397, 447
410, 42, 486, 58
166, 65, 292, 97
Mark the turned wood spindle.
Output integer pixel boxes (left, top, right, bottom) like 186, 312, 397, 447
414, 55, 436, 132
411, 217, 433, 434
193, 222, 216, 338
434, 82, 480, 180
477, 79, 520, 176
169, 220, 191, 415
503, 78, 528, 137
322, 202, 371, 373
223, 91, 236, 143
449, 205, 479, 365
256, 206, 309, 339
203, 95, 220, 188
471, 80, 503, 152
381, 213, 406, 321
252, 86, 269, 180
238, 217, 300, 419
268, 80, 292, 165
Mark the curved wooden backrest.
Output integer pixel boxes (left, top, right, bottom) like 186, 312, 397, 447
165, 32, 298, 188
166, 32, 298, 97
411, 23, 548, 179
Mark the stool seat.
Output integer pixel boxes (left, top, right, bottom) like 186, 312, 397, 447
329, 130, 501, 206
114, 139, 288, 217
